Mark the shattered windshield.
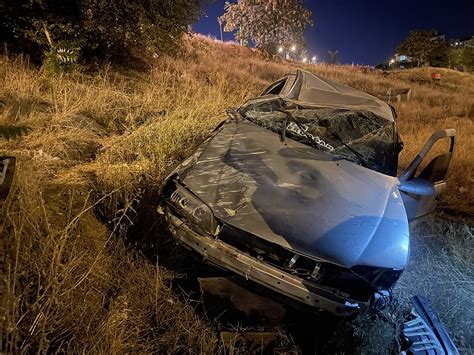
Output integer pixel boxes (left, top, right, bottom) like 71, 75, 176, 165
240, 100, 398, 176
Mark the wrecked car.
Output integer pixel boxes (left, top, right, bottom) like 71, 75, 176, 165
157, 70, 456, 316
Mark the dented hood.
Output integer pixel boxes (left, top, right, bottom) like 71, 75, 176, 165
180, 120, 410, 270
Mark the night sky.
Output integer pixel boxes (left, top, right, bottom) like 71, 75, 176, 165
193, 0, 474, 66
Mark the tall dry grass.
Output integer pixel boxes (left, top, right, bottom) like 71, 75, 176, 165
0, 34, 473, 352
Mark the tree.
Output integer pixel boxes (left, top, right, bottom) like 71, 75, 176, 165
0, 0, 206, 63
448, 40, 474, 72
81, 0, 206, 59
219, 0, 313, 54
327, 50, 339, 65
427, 40, 449, 67
0, 0, 82, 62
299, 48, 308, 62
396, 30, 442, 67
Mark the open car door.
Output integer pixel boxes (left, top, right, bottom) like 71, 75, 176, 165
398, 129, 456, 220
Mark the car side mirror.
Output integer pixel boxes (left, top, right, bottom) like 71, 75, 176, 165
398, 178, 436, 196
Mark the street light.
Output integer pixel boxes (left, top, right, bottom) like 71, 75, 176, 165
389, 59, 395, 65
291, 45, 296, 52
278, 46, 284, 53
302, 57, 308, 63
312, 55, 317, 63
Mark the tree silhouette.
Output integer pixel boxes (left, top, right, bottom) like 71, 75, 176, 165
327, 50, 339, 64
397, 30, 440, 67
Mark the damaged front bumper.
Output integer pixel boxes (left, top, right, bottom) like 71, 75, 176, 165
164, 207, 365, 316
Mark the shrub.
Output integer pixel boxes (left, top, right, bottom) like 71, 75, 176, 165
0, 0, 206, 64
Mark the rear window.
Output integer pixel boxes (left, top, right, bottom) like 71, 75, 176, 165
261, 78, 287, 96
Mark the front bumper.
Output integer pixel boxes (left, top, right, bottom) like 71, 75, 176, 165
165, 208, 365, 316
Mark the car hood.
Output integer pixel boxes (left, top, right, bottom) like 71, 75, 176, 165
179, 120, 410, 269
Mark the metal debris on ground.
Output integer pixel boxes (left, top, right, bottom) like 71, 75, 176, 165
387, 87, 413, 102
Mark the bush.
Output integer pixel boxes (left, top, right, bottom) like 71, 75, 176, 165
0, 0, 206, 64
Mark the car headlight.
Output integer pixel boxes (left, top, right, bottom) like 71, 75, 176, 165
167, 183, 217, 235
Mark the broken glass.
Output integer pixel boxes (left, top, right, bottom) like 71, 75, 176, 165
241, 100, 397, 176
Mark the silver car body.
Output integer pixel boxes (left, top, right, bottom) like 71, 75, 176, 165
180, 120, 409, 270
159, 70, 455, 315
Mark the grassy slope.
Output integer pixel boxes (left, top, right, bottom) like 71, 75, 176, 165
0, 35, 472, 352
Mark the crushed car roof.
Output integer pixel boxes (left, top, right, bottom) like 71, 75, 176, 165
270, 70, 395, 122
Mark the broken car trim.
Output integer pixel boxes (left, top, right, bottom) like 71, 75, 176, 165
165, 206, 362, 316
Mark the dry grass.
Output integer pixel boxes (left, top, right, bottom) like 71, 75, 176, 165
0, 154, 216, 352
0, 34, 473, 352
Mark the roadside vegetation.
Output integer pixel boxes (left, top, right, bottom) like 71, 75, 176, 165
396, 30, 474, 70
1, 35, 473, 352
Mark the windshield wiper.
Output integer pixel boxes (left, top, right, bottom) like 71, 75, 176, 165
328, 132, 371, 169
277, 110, 333, 152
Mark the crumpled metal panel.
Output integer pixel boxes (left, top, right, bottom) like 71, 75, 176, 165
404, 296, 459, 355
296, 71, 395, 122
180, 120, 409, 269
260, 70, 395, 122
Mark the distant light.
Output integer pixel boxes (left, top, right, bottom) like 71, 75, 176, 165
455, 42, 459, 45
291, 45, 296, 52
278, 46, 284, 53
389, 59, 395, 65
302, 57, 307, 63
312, 56, 317, 63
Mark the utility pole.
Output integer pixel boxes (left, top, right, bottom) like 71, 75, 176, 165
217, 17, 223, 41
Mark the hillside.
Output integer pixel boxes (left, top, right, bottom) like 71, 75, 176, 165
1, 34, 473, 352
